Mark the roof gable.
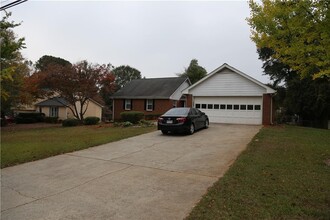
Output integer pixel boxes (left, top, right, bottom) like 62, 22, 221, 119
112, 77, 190, 99
183, 63, 275, 95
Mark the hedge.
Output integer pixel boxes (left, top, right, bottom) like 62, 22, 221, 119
120, 111, 144, 124
15, 113, 45, 124
84, 117, 100, 125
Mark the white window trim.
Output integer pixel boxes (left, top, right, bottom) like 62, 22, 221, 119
50, 107, 59, 117
146, 99, 153, 111
125, 99, 131, 110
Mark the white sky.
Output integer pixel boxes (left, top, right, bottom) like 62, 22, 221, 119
6, 0, 271, 83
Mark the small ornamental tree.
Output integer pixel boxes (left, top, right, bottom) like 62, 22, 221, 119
29, 60, 115, 121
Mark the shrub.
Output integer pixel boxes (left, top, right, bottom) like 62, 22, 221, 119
84, 117, 100, 125
138, 119, 155, 127
15, 112, 45, 124
62, 119, 80, 127
45, 117, 58, 123
122, 121, 133, 127
120, 111, 144, 124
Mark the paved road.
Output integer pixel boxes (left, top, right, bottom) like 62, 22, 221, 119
1, 124, 261, 220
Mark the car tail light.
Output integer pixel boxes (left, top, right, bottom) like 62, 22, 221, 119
158, 117, 164, 123
176, 117, 187, 123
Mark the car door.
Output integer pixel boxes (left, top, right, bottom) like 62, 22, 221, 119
192, 108, 203, 129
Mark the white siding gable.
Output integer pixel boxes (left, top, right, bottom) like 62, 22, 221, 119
189, 68, 266, 96
170, 80, 190, 100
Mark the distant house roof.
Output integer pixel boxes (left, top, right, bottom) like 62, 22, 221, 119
35, 97, 69, 107
112, 77, 190, 99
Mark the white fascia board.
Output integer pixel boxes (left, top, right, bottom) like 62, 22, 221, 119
169, 78, 191, 100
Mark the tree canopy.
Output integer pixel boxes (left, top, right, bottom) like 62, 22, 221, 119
35, 55, 72, 71
248, 0, 330, 79
178, 59, 207, 84
112, 65, 141, 90
0, 12, 30, 115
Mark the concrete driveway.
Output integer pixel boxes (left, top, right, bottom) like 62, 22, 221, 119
1, 124, 260, 220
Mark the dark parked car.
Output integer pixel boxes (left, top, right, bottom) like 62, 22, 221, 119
157, 107, 209, 135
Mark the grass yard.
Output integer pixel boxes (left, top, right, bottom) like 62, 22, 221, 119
1, 124, 156, 168
186, 126, 330, 219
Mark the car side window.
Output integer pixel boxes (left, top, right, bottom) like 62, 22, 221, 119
190, 108, 197, 116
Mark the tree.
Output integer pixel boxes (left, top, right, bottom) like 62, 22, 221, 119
112, 65, 141, 90
0, 12, 30, 115
178, 59, 207, 84
32, 61, 114, 121
99, 70, 116, 106
248, 0, 330, 79
35, 55, 71, 71
257, 46, 330, 127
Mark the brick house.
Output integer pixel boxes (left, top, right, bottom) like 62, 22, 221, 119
111, 77, 191, 121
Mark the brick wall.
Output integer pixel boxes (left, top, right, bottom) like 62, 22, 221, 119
186, 94, 193, 107
113, 99, 174, 121
262, 94, 274, 125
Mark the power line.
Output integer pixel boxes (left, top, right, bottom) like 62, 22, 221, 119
0, 0, 28, 11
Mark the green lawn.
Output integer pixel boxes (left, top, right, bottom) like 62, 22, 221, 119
186, 126, 330, 219
1, 124, 156, 168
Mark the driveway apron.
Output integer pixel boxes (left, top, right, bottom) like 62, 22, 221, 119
1, 124, 261, 220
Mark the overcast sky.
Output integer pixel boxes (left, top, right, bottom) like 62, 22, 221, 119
6, 0, 270, 83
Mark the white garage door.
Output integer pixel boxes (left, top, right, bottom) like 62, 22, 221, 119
194, 97, 262, 125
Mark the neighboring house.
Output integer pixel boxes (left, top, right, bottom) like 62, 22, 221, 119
111, 77, 191, 121
182, 63, 276, 125
35, 97, 104, 120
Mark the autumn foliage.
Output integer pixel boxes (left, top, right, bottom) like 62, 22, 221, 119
27, 60, 116, 121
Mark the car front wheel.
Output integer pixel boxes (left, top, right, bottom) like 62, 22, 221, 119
205, 120, 209, 129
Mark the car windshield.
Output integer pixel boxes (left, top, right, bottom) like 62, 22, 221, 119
163, 108, 190, 116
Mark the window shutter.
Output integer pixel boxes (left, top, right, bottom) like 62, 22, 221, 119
131, 99, 133, 110
123, 99, 125, 109
153, 99, 155, 110
144, 99, 146, 111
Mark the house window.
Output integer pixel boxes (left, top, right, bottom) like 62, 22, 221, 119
125, 99, 131, 110
214, 104, 220, 109
173, 100, 177, 108
227, 104, 233, 110
201, 104, 207, 109
220, 104, 226, 110
195, 104, 201, 108
207, 104, 213, 109
255, 105, 261, 110
49, 107, 59, 117
146, 99, 153, 111
247, 105, 253, 110
240, 105, 247, 110
234, 105, 239, 110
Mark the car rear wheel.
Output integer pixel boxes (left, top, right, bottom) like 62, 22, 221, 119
204, 120, 209, 129
188, 124, 195, 135
161, 130, 168, 135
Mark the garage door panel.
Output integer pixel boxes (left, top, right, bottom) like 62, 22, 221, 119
194, 97, 262, 125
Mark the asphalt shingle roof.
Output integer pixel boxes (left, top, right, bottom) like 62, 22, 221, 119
112, 77, 188, 99
35, 97, 69, 107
